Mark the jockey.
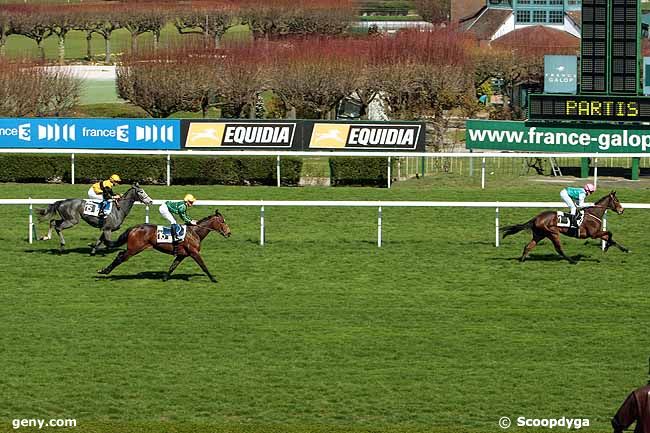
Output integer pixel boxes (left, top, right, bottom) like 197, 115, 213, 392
560, 183, 595, 226
159, 194, 198, 251
88, 174, 122, 223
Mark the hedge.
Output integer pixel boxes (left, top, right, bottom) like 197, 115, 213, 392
0, 155, 302, 186
329, 157, 388, 187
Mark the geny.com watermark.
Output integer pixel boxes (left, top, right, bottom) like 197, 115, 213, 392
12, 419, 76, 429
499, 416, 590, 429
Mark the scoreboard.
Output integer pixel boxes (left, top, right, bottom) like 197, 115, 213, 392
528, 94, 650, 121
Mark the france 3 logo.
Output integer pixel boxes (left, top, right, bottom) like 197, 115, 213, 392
0, 119, 179, 148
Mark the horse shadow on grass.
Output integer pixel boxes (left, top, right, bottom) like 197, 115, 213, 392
493, 253, 599, 263
24, 246, 116, 256
96, 271, 203, 281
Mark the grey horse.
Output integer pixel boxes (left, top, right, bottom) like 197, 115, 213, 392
37, 183, 154, 254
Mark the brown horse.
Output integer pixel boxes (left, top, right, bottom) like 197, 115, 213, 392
98, 210, 231, 282
502, 191, 628, 263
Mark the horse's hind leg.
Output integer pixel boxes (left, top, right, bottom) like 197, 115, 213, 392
189, 252, 217, 283
549, 234, 576, 264
163, 255, 186, 281
40, 219, 55, 241
98, 244, 149, 275
54, 219, 77, 253
520, 232, 544, 262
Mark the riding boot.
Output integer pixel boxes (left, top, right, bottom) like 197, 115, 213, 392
171, 224, 179, 255
98, 202, 106, 227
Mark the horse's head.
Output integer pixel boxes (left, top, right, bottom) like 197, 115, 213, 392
608, 190, 624, 215
130, 183, 153, 205
208, 209, 231, 238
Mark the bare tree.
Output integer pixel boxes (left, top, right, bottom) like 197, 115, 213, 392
0, 60, 80, 116
10, 8, 53, 61
50, 7, 79, 64
211, 43, 271, 118
80, 7, 123, 64
270, 39, 359, 119
117, 54, 207, 118
413, 0, 451, 23
174, 5, 238, 48
122, 7, 168, 52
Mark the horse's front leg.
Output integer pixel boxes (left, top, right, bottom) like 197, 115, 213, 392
591, 230, 630, 253
189, 251, 217, 283
549, 234, 576, 264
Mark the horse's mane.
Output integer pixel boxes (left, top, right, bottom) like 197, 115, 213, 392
197, 211, 222, 224
584, 192, 614, 210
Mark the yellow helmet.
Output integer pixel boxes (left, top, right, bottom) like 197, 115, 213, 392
184, 194, 196, 203
110, 174, 121, 183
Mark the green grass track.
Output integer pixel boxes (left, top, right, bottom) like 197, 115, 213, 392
0, 176, 649, 433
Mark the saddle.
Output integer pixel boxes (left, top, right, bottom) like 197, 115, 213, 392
83, 200, 113, 217
556, 210, 584, 237
156, 225, 187, 244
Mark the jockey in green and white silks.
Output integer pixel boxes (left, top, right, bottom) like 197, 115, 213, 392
560, 184, 595, 215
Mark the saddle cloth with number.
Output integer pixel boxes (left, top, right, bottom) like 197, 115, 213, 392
83, 200, 112, 217
156, 225, 187, 244
556, 210, 584, 228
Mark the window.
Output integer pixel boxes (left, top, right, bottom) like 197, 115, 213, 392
549, 0, 563, 4
549, 10, 564, 22
533, 10, 546, 22
516, 10, 531, 22
517, 0, 531, 4
533, 0, 547, 4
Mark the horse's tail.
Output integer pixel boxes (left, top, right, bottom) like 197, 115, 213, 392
36, 201, 61, 221
106, 227, 134, 249
502, 218, 535, 239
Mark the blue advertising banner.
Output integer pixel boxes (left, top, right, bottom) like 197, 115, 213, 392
0, 118, 181, 149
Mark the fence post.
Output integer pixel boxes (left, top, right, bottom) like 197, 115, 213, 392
145, 205, 150, 224
28, 196, 33, 244
420, 156, 426, 178
631, 157, 640, 180
276, 155, 281, 187
469, 150, 474, 176
481, 157, 486, 189
387, 157, 392, 189
71, 153, 75, 185
495, 207, 500, 247
593, 157, 598, 190
377, 206, 382, 247
601, 210, 607, 251
260, 204, 265, 246
397, 157, 401, 180
166, 153, 171, 186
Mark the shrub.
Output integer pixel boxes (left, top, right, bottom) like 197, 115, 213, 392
329, 157, 387, 187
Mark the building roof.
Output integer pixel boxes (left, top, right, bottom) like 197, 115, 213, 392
491, 25, 579, 52
462, 8, 512, 40
566, 11, 581, 28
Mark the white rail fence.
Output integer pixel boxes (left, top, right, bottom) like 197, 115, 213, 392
0, 149, 648, 189
4, 199, 648, 249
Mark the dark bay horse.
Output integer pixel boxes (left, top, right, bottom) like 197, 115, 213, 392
502, 191, 628, 263
98, 210, 231, 282
37, 184, 153, 255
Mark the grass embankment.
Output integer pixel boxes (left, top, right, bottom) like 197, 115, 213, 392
0, 176, 648, 433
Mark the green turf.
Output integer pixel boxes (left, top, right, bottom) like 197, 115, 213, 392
0, 175, 649, 433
